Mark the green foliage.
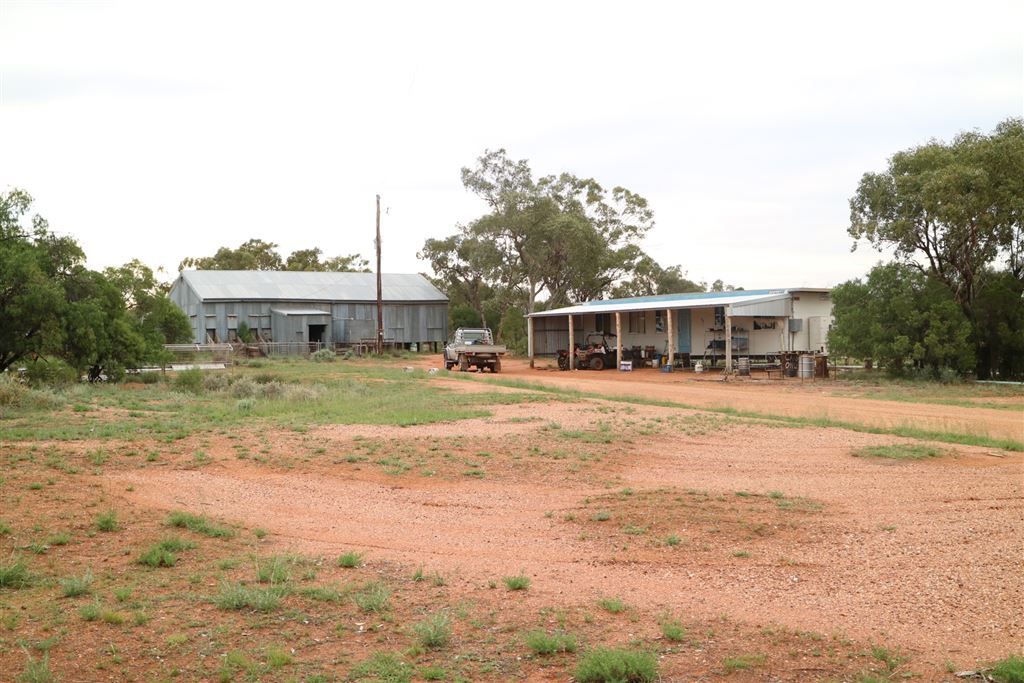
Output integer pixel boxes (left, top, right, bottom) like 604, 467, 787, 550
597, 597, 625, 613
173, 368, 205, 393
349, 651, 412, 682
849, 118, 1023, 313
723, 653, 767, 672
311, 348, 336, 362
0, 558, 32, 588
412, 612, 451, 649
236, 320, 254, 344
138, 537, 196, 567
502, 574, 530, 591
575, 647, 658, 683
830, 263, 974, 377
848, 119, 1024, 379
95, 510, 118, 532
660, 619, 686, 642
167, 511, 235, 538
352, 581, 390, 612
215, 581, 287, 611
179, 239, 367, 273
336, 551, 363, 568
991, 655, 1024, 683
59, 570, 93, 597
525, 630, 577, 655
16, 652, 54, 683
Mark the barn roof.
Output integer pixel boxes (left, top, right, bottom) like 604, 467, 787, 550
176, 270, 448, 303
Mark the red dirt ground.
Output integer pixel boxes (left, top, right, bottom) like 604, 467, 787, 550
108, 377, 1023, 676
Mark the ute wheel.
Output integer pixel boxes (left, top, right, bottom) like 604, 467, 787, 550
590, 356, 605, 371
493, 358, 501, 373
557, 354, 569, 371
458, 354, 469, 372
444, 361, 454, 370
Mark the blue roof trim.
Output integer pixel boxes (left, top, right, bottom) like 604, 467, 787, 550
580, 289, 784, 307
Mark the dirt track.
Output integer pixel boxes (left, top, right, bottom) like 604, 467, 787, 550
436, 357, 1024, 441
112, 382, 1024, 671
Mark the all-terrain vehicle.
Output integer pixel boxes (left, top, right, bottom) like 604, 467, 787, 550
444, 327, 507, 372
557, 332, 617, 370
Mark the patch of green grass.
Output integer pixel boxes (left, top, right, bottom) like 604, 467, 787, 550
215, 581, 287, 612
575, 647, 658, 683
46, 532, 70, 546
349, 651, 412, 682
0, 520, 11, 535
16, 652, 54, 683
337, 551, 363, 568
78, 601, 101, 621
266, 646, 292, 668
592, 510, 611, 522
255, 555, 293, 584
137, 536, 196, 567
59, 570, 93, 597
723, 653, 766, 672
95, 510, 118, 532
525, 630, 577, 655
853, 444, 945, 460
412, 612, 451, 649
352, 581, 390, 613
597, 597, 625, 614
0, 558, 32, 588
419, 665, 447, 680
503, 574, 530, 591
665, 534, 681, 547
991, 654, 1024, 683
300, 585, 344, 603
167, 511, 234, 538
660, 619, 686, 642
870, 645, 905, 672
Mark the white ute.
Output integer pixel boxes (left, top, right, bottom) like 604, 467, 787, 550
443, 328, 507, 372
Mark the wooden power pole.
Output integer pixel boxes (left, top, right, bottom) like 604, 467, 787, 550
375, 194, 383, 355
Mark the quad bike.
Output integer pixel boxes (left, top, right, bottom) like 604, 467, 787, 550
557, 332, 618, 370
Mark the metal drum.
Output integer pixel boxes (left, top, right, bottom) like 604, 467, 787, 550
737, 357, 750, 376
798, 354, 815, 379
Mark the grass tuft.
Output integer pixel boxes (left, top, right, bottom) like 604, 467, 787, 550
991, 655, 1024, 683
349, 651, 412, 682
503, 574, 531, 591
575, 647, 658, 683
167, 511, 235, 538
412, 612, 451, 649
597, 597, 626, 614
337, 551, 363, 568
0, 558, 32, 589
59, 570, 93, 597
95, 510, 118, 532
723, 653, 767, 672
16, 652, 54, 683
352, 581, 391, 613
525, 630, 577, 655
215, 581, 287, 612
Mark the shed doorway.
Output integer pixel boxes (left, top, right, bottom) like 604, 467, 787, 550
308, 324, 327, 344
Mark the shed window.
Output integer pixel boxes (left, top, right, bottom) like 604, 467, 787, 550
628, 312, 646, 334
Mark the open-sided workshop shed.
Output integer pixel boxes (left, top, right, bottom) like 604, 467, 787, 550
169, 270, 449, 348
526, 288, 833, 371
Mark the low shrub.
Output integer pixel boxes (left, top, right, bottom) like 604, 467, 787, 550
311, 348, 336, 362
412, 612, 451, 649
991, 655, 1024, 683
95, 510, 118, 532
337, 551, 363, 568
215, 582, 287, 612
525, 630, 577, 655
0, 558, 32, 588
352, 581, 390, 612
167, 511, 234, 538
503, 574, 531, 591
60, 570, 93, 597
575, 647, 658, 683
173, 368, 204, 394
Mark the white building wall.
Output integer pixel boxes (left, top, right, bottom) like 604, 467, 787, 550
790, 291, 834, 352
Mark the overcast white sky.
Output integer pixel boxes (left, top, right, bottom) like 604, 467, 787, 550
1, 0, 1021, 293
